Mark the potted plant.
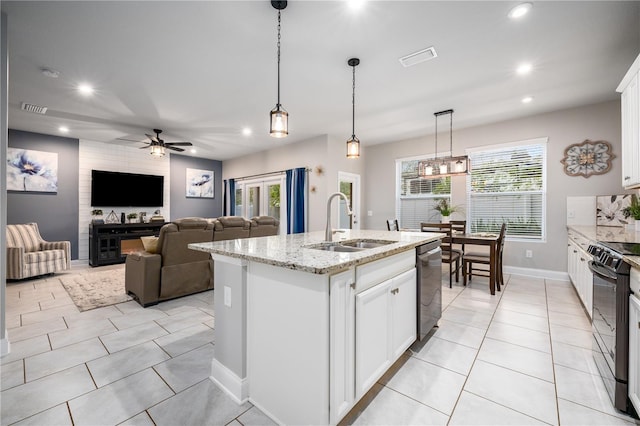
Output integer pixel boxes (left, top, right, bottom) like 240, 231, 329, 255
127, 212, 138, 224
91, 209, 103, 223
433, 199, 462, 223
623, 194, 640, 231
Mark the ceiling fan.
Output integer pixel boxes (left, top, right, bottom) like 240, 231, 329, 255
118, 129, 193, 155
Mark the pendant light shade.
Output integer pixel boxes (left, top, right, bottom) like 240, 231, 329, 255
419, 109, 470, 178
346, 57, 361, 159
150, 144, 165, 157
270, 1, 288, 138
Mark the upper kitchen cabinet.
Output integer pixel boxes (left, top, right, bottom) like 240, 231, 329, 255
618, 53, 640, 189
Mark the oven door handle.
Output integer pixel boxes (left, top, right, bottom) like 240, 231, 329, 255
588, 260, 618, 282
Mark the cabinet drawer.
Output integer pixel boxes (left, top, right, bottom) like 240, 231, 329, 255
355, 250, 415, 293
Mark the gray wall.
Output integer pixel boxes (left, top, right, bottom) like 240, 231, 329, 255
2, 11, 9, 355
7, 129, 80, 259
170, 154, 223, 220
364, 100, 632, 275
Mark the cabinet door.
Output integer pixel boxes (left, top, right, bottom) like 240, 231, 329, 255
329, 269, 356, 424
629, 296, 640, 413
621, 73, 640, 188
355, 278, 392, 398
390, 268, 417, 360
568, 241, 578, 285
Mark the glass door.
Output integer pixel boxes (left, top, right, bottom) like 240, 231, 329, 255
239, 176, 286, 235
338, 172, 361, 230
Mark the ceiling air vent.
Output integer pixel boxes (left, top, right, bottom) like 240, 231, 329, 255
21, 102, 48, 114
399, 46, 437, 68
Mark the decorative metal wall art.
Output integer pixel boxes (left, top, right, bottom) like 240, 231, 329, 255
560, 139, 614, 177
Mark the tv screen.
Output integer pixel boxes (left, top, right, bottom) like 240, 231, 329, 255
91, 170, 164, 207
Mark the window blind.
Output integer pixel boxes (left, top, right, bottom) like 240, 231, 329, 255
396, 158, 451, 230
467, 140, 546, 240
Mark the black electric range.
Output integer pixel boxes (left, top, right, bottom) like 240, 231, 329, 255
600, 241, 640, 256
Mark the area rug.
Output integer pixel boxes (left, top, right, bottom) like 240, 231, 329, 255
59, 268, 132, 312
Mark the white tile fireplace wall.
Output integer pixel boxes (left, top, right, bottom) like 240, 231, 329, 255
77, 140, 170, 260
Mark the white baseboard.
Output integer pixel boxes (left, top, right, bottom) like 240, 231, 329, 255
1, 331, 10, 357
210, 358, 249, 405
504, 266, 569, 282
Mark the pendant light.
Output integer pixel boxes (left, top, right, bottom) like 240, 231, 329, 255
419, 109, 469, 178
270, 1, 288, 138
346, 58, 361, 159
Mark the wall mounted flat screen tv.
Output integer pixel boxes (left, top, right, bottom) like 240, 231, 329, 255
91, 170, 164, 207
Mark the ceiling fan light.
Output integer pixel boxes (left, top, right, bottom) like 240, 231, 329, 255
270, 106, 288, 138
150, 145, 165, 157
346, 136, 360, 158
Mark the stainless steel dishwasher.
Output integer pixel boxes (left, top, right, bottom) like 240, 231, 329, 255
416, 240, 442, 340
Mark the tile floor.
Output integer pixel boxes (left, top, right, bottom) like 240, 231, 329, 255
1, 262, 640, 425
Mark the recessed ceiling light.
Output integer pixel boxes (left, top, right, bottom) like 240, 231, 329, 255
190, 148, 197, 154
348, 0, 366, 10
517, 63, 532, 75
508, 3, 532, 19
77, 83, 94, 96
522, 96, 534, 104
58, 126, 69, 133
242, 127, 252, 136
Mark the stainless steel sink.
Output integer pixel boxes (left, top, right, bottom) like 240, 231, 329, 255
305, 239, 395, 253
311, 244, 365, 252
340, 239, 395, 249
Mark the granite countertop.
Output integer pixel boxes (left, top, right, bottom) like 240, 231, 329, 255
189, 229, 443, 275
567, 225, 640, 269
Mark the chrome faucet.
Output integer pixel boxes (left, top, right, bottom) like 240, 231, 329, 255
325, 192, 353, 242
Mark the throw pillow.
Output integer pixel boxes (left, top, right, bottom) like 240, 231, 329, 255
140, 236, 159, 254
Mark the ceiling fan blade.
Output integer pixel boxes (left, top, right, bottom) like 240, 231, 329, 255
138, 144, 151, 149
145, 133, 158, 143
116, 137, 145, 143
164, 142, 192, 146
167, 146, 185, 152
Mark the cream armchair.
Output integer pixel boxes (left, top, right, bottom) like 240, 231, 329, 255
6, 223, 71, 280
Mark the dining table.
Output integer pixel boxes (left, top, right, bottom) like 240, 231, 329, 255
447, 232, 501, 295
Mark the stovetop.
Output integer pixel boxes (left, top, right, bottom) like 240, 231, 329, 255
599, 241, 640, 256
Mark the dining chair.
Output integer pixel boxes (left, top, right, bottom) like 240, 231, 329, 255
462, 223, 507, 292
420, 222, 462, 288
450, 220, 467, 258
386, 219, 399, 231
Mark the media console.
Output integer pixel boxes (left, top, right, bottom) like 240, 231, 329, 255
89, 222, 166, 267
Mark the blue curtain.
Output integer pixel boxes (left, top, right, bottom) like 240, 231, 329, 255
228, 179, 236, 216
286, 168, 307, 234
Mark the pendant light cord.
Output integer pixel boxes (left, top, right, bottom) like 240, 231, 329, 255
276, 10, 281, 107
449, 110, 453, 155
351, 64, 356, 138
434, 113, 438, 160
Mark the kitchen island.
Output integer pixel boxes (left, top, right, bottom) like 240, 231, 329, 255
190, 229, 442, 425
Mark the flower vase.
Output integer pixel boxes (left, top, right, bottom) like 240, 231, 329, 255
441, 215, 450, 224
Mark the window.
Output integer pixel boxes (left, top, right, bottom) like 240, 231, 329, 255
466, 138, 547, 240
396, 156, 451, 230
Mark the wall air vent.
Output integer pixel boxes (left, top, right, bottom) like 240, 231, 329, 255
21, 102, 48, 114
399, 46, 437, 68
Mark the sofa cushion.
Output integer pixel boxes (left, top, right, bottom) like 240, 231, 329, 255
140, 236, 159, 254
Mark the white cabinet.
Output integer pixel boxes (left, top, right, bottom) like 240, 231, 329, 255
617, 54, 640, 189
329, 269, 356, 424
355, 268, 417, 398
567, 233, 593, 319
629, 294, 640, 414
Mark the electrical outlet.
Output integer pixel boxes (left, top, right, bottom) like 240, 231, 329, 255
525, 249, 533, 258
224, 286, 232, 308
567, 210, 575, 219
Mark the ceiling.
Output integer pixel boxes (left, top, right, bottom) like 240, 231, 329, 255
2, 1, 639, 161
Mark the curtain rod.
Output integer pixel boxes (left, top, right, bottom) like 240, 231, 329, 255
232, 167, 310, 182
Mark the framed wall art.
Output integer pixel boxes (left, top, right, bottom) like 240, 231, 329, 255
560, 139, 615, 178
596, 194, 632, 227
186, 168, 214, 198
7, 148, 58, 192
